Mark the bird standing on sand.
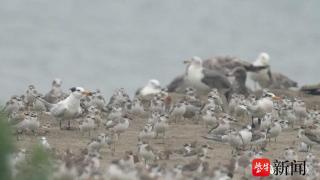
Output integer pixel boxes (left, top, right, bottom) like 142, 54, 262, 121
40, 87, 92, 130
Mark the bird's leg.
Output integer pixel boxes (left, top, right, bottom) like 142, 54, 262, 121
59, 120, 62, 130
67, 120, 71, 130
251, 117, 255, 129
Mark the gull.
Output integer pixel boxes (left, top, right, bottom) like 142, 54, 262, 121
182, 153, 209, 174
249, 53, 297, 90
154, 114, 169, 143
87, 106, 102, 128
130, 98, 145, 115
266, 120, 282, 142
297, 127, 320, 151
107, 106, 123, 121
107, 88, 130, 108
138, 123, 155, 143
293, 98, 308, 125
208, 114, 235, 135
260, 113, 272, 130
13, 112, 39, 140
175, 142, 198, 157
44, 78, 65, 104
32, 94, 46, 113
238, 125, 253, 149
138, 141, 156, 165
90, 89, 106, 110
250, 129, 267, 151
24, 85, 39, 110
105, 131, 118, 155
283, 147, 298, 161
249, 52, 272, 90
79, 115, 96, 136
298, 142, 309, 152
87, 133, 107, 155
167, 56, 232, 101
202, 107, 218, 128
170, 101, 187, 123
227, 67, 249, 97
105, 114, 131, 140
4, 96, 25, 115
135, 79, 162, 97
203, 55, 270, 75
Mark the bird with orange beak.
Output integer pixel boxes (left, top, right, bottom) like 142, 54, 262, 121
248, 89, 281, 128
39, 87, 92, 130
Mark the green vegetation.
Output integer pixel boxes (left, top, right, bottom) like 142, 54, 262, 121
0, 110, 53, 180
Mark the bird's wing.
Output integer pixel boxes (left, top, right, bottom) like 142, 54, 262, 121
32, 95, 54, 110
202, 69, 232, 90
305, 130, 320, 144
167, 75, 185, 92
50, 103, 67, 117
135, 87, 143, 96
251, 132, 263, 142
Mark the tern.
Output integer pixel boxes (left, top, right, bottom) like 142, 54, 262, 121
38, 87, 92, 130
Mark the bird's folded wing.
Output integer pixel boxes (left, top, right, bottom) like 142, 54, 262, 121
167, 75, 185, 92
305, 131, 320, 144
202, 69, 231, 90
50, 104, 67, 117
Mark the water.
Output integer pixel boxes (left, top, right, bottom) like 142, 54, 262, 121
1, 0, 320, 101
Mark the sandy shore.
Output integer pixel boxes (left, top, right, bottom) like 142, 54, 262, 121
13, 89, 320, 177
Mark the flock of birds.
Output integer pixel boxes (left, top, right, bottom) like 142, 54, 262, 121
3, 53, 320, 180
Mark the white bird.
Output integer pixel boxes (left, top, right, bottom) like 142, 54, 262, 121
105, 114, 131, 140
250, 53, 271, 90
14, 112, 40, 140
40, 136, 51, 150
247, 90, 281, 128
136, 79, 162, 97
138, 141, 156, 165
79, 115, 96, 136
293, 99, 307, 125
266, 120, 282, 142
138, 123, 155, 142
40, 87, 92, 130
208, 114, 234, 135
154, 114, 169, 142
202, 107, 218, 128
283, 147, 298, 161
24, 85, 39, 110
170, 101, 187, 123
297, 128, 320, 151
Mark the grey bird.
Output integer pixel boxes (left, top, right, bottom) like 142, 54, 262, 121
44, 78, 66, 104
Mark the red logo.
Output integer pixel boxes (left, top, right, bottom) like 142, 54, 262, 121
252, 158, 271, 177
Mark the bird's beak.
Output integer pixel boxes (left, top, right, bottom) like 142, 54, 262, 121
272, 96, 282, 100
82, 91, 93, 96
183, 59, 191, 64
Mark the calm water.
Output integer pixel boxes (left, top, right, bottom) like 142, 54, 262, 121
1, 0, 320, 101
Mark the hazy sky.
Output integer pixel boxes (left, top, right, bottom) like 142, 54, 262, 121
1, 0, 319, 101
